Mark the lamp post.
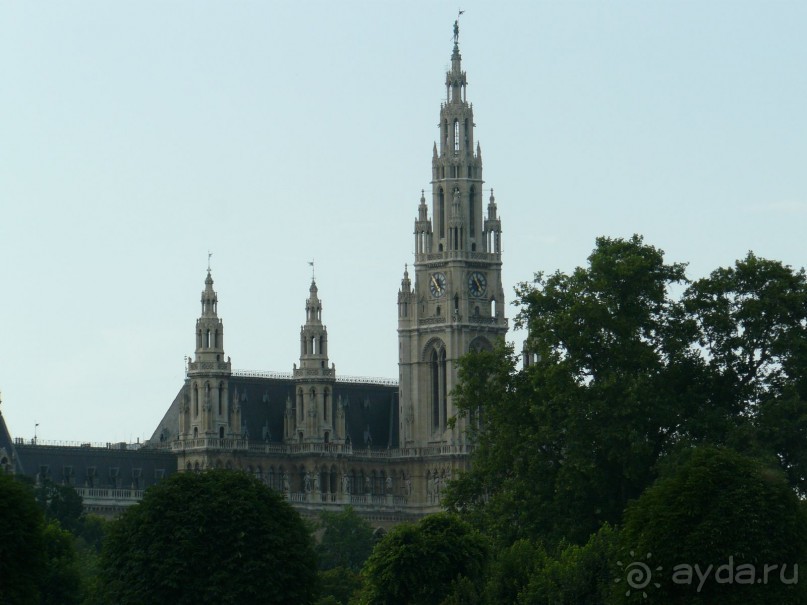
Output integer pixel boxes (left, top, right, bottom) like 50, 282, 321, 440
34, 423, 39, 445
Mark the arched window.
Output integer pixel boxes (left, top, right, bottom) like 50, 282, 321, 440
440, 349, 447, 428
469, 186, 475, 237
323, 389, 329, 422
438, 188, 445, 238
430, 349, 440, 429
453, 119, 460, 153
219, 426, 224, 439
297, 388, 304, 422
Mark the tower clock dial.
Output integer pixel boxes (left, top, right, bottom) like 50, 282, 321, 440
429, 272, 447, 298
468, 271, 487, 297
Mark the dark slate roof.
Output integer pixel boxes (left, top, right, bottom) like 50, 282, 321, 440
149, 374, 399, 449
12, 443, 176, 490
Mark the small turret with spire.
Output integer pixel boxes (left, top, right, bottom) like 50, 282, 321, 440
290, 271, 340, 444
181, 259, 234, 443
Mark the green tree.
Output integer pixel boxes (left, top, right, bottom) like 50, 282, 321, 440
614, 446, 807, 605
446, 236, 704, 545
359, 513, 488, 605
101, 470, 317, 605
316, 505, 375, 571
40, 520, 82, 605
683, 252, 807, 491
518, 524, 618, 605
315, 566, 362, 605
0, 473, 45, 605
36, 479, 85, 534
74, 515, 109, 605
483, 539, 546, 605
447, 238, 807, 549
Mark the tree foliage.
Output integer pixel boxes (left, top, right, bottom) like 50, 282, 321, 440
0, 473, 45, 605
615, 446, 807, 604
316, 505, 375, 571
36, 479, 85, 534
101, 470, 317, 605
40, 520, 82, 605
358, 513, 488, 605
684, 253, 807, 490
445, 237, 807, 548
315, 567, 362, 605
518, 524, 618, 605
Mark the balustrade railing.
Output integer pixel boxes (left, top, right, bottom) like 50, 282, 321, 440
231, 369, 397, 386
75, 487, 144, 501
171, 438, 471, 458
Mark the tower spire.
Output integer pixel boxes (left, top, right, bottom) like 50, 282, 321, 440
399, 23, 508, 449
290, 278, 339, 444
181, 268, 235, 442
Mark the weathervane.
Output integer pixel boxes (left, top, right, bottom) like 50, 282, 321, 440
454, 9, 464, 44
308, 259, 315, 281
207, 251, 213, 272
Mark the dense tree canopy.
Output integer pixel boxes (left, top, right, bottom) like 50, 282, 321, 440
0, 473, 45, 605
316, 505, 375, 572
359, 513, 488, 605
101, 470, 317, 605
616, 446, 807, 604
445, 236, 807, 548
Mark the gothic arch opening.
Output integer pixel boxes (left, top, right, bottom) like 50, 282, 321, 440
438, 188, 445, 238
424, 338, 448, 432
469, 185, 475, 237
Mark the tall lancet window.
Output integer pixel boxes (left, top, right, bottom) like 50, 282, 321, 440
469, 186, 475, 237
438, 188, 445, 238
453, 119, 460, 153
431, 350, 440, 428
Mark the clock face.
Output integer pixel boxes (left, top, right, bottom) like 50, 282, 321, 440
429, 272, 447, 298
468, 271, 487, 297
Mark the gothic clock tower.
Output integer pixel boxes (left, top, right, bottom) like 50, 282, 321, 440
398, 22, 508, 448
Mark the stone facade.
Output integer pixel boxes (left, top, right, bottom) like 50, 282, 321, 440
155, 26, 507, 523
0, 24, 506, 526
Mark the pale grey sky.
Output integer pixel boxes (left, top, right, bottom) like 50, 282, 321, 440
1, 1, 805, 444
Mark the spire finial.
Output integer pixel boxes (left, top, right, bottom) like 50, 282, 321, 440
308, 259, 315, 282
454, 10, 464, 46
207, 251, 213, 272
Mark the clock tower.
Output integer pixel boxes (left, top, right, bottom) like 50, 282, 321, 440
398, 22, 507, 448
